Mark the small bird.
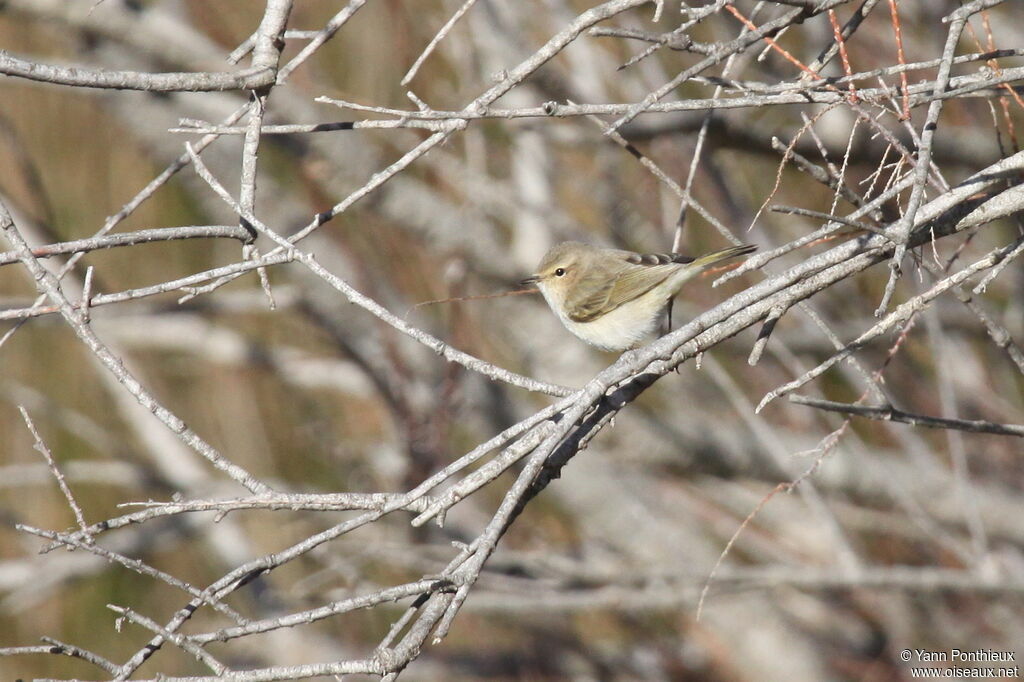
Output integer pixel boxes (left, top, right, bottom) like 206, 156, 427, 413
522, 241, 756, 351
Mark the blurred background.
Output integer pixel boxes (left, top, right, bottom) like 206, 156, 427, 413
1, 0, 1023, 680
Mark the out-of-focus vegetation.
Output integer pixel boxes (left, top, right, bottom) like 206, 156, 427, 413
1, 0, 1023, 680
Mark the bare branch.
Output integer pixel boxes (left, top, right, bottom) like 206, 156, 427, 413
790, 395, 1024, 437
0, 52, 275, 91
0, 225, 251, 267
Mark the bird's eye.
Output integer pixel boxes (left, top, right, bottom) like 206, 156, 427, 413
554, 268, 566, 277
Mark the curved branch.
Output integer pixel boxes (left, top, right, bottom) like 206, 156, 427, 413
0, 225, 251, 267
0, 52, 276, 91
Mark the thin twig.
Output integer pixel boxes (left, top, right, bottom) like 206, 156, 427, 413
401, 0, 480, 86
790, 395, 1024, 437
18, 407, 91, 540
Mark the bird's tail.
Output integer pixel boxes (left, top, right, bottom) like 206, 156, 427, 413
689, 243, 757, 270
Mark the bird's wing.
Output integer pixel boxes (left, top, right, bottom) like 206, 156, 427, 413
565, 258, 680, 323
623, 251, 695, 265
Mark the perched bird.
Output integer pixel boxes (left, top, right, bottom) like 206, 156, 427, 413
522, 241, 756, 351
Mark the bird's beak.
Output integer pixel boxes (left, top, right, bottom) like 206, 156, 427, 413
520, 275, 540, 287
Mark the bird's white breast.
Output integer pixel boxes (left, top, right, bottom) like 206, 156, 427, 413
540, 285, 664, 351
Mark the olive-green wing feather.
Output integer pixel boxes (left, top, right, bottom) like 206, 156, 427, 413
565, 261, 680, 323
